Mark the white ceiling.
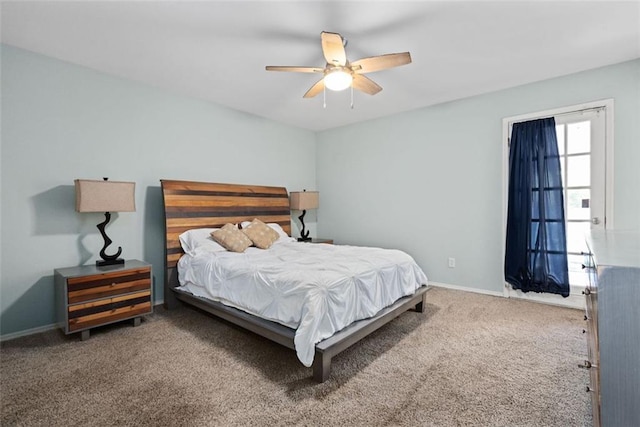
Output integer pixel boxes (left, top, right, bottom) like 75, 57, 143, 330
2, 1, 639, 131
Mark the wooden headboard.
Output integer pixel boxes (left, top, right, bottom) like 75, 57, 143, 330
160, 180, 291, 296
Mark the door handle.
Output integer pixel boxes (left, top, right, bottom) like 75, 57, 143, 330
591, 217, 601, 225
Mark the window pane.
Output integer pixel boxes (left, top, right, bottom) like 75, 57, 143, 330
568, 256, 589, 286
567, 121, 590, 154
566, 188, 591, 220
568, 253, 591, 287
566, 221, 590, 254
568, 253, 586, 272
556, 124, 565, 155
567, 155, 590, 187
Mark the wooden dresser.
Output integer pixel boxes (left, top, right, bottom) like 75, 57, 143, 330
55, 260, 152, 340
583, 230, 640, 427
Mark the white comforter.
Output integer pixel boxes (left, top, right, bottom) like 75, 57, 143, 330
177, 241, 428, 367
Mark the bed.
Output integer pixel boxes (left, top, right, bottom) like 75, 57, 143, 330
161, 179, 429, 382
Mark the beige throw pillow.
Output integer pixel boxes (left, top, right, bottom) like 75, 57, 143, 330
242, 218, 280, 249
211, 223, 252, 253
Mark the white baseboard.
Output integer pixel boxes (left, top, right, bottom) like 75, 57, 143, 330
1, 299, 166, 342
2, 289, 580, 342
429, 281, 504, 297
504, 285, 585, 310
0, 323, 58, 342
430, 281, 585, 310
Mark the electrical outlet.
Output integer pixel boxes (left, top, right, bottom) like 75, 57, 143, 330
448, 257, 456, 268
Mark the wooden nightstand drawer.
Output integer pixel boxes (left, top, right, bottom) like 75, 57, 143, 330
55, 260, 152, 339
68, 290, 152, 331
67, 268, 151, 304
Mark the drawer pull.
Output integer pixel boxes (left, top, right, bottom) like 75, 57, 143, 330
584, 315, 588, 321
578, 360, 592, 369
582, 289, 590, 295
586, 386, 592, 393
582, 329, 586, 334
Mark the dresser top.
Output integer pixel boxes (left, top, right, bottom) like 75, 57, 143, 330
587, 230, 640, 268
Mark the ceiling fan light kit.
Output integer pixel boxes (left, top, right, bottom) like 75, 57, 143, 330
324, 68, 353, 91
266, 31, 411, 104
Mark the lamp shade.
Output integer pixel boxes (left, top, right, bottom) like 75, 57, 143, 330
290, 191, 319, 210
75, 179, 136, 213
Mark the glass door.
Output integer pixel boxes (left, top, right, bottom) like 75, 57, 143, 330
554, 109, 606, 288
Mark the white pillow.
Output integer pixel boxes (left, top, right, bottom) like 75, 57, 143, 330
267, 223, 293, 241
179, 228, 226, 255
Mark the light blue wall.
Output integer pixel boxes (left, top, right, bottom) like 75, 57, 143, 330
316, 59, 640, 294
2, 43, 638, 338
0, 45, 317, 336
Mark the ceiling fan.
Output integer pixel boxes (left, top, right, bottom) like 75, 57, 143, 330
265, 31, 411, 99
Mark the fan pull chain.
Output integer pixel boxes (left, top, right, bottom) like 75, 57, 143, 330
323, 85, 326, 109
350, 86, 354, 109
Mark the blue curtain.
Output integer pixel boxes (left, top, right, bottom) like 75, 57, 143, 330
505, 117, 570, 297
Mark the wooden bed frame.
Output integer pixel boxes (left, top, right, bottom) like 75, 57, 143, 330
160, 179, 429, 382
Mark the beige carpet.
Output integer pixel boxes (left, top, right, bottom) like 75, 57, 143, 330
1, 287, 591, 426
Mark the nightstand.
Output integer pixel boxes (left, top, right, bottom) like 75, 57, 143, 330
54, 260, 152, 340
307, 238, 333, 244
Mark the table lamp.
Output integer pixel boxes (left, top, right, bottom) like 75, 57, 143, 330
290, 190, 319, 242
75, 178, 136, 266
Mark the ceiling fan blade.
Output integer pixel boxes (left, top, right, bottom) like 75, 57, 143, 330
352, 74, 382, 95
265, 66, 324, 73
321, 31, 347, 66
351, 52, 412, 73
303, 79, 325, 98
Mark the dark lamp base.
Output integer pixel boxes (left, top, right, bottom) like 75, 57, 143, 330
297, 237, 312, 242
96, 258, 125, 267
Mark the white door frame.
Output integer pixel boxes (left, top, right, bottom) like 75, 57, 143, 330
501, 99, 614, 309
